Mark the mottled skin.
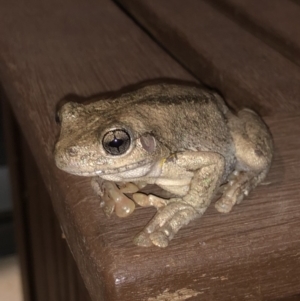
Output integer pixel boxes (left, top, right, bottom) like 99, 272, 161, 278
55, 84, 273, 247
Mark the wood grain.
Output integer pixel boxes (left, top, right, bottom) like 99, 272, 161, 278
2, 100, 33, 301
207, 0, 300, 67
2, 101, 91, 301
116, 0, 300, 115
1, 0, 300, 300
0, 0, 193, 300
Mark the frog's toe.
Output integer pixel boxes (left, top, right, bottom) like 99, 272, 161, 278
133, 232, 153, 247
91, 177, 105, 197
215, 170, 253, 213
114, 197, 135, 218
96, 181, 136, 217
215, 188, 245, 213
118, 182, 139, 193
150, 232, 169, 248
134, 203, 199, 247
100, 198, 115, 217
134, 229, 170, 248
133, 193, 169, 209
214, 197, 235, 213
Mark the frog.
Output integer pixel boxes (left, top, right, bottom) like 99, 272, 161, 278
54, 83, 273, 248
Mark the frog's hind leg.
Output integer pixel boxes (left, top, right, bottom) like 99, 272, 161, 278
215, 108, 273, 213
215, 170, 266, 213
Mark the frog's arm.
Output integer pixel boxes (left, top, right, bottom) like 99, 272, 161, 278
133, 151, 225, 247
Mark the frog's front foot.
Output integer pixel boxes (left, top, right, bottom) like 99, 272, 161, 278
91, 178, 137, 217
133, 194, 199, 247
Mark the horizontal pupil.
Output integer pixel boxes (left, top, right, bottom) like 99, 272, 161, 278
109, 138, 124, 148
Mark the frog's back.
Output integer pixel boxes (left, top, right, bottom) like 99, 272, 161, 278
127, 84, 232, 147
121, 84, 236, 174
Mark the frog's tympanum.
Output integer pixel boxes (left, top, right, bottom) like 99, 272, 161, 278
55, 84, 273, 247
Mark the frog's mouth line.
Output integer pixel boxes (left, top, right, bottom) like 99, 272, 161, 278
61, 158, 153, 177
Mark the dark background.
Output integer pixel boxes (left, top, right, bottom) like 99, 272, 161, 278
0, 102, 15, 257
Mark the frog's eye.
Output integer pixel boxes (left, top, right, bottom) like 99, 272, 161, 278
102, 129, 131, 155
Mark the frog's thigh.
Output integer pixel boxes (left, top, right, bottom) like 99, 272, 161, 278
216, 109, 273, 213
231, 108, 273, 173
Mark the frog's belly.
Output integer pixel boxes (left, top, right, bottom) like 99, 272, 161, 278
154, 178, 191, 196
100, 172, 192, 186
102, 172, 192, 198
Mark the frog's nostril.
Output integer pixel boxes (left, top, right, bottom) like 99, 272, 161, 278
67, 146, 78, 157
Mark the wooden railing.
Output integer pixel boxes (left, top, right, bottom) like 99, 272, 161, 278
1, 0, 300, 300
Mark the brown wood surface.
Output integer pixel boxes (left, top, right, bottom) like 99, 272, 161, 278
2, 101, 91, 301
208, 0, 300, 67
2, 100, 32, 301
276, 296, 300, 301
1, 0, 300, 300
0, 0, 192, 300
116, 0, 300, 115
